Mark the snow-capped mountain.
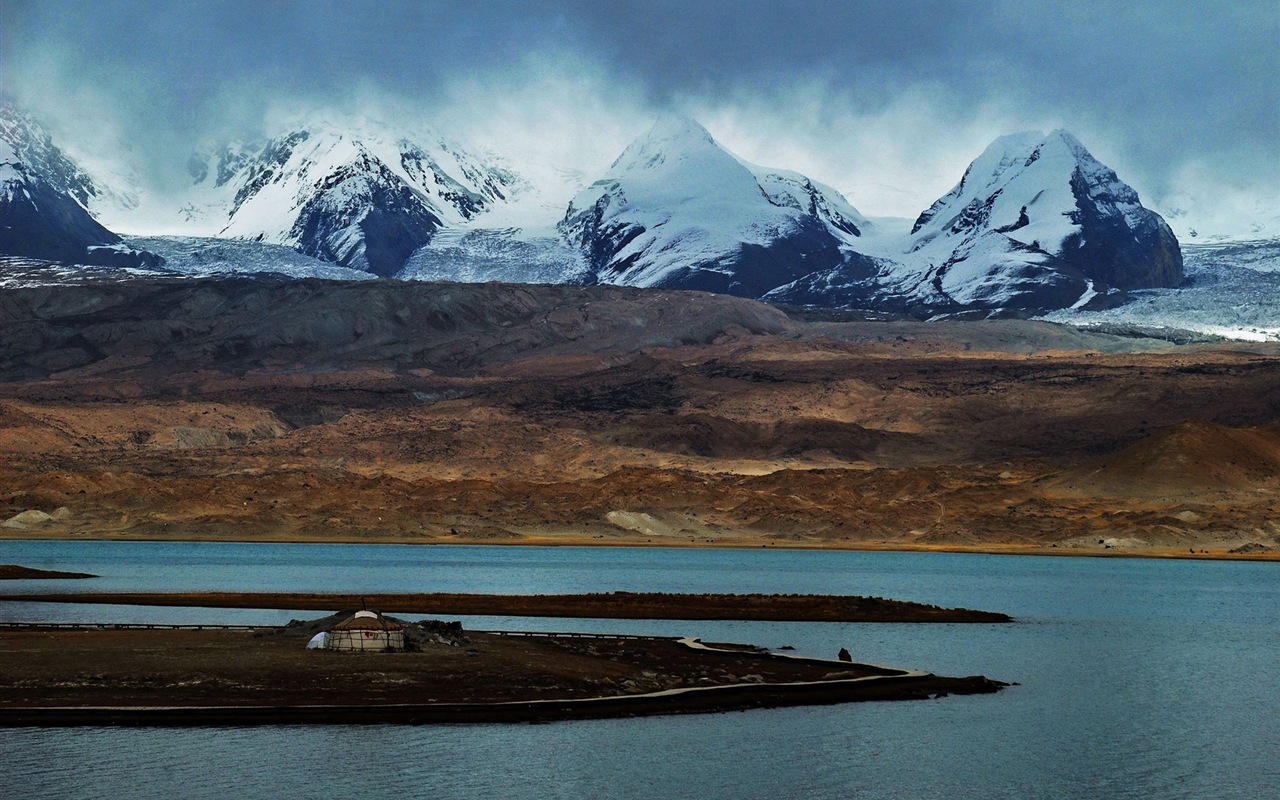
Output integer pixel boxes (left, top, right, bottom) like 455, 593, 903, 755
178, 119, 523, 277
911, 130, 1180, 292
769, 130, 1182, 314
1, 139, 120, 262
6, 102, 1227, 328
558, 115, 869, 298
1, 100, 103, 210
0, 100, 156, 267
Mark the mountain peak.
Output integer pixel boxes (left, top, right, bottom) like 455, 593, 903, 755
173, 114, 524, 276
1033, 129, 1108, 174
955, 130, 1098, 193
0, 99, 103, 210
610, 114, 721, 175
900, 128, 1181, 308
0, 102, 160, 265
915, 129, 1130, 240
560, 112, 863, 297
645, 113, 713, 142
264, 110, 430, 143
1042, 128, 1088, 152
989, 130, 1048, 154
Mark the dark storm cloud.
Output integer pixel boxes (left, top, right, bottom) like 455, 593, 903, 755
2, 1, 576, 131
562, 0, 1277, 188
1, 0, 1276, 214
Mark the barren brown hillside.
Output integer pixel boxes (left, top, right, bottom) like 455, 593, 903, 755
1044, 420, 1280, 498
2, 279, 1279, 557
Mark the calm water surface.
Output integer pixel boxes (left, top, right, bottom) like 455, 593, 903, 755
1, 541, 1276, 799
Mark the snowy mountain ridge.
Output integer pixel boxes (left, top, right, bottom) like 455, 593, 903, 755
10, 101, 1279, 341
165, 116, 525, 276
907, 129, 1181, 300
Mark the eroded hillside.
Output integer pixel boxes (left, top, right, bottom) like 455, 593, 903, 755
2, 279, 1278, 557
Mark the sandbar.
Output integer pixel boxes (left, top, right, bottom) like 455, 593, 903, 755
0, 590, 1012, 622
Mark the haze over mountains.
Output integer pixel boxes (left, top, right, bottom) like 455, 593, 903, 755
0, 103, 159, 269
2, 98, 1276, 331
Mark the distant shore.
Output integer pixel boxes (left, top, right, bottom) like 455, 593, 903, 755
2, 530, 1275, 562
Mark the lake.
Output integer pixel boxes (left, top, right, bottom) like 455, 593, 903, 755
1, 541, 1276, 799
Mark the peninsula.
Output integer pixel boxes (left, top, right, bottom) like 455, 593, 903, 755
0, 618, 1006, 726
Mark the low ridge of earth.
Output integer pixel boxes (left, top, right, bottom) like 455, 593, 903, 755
0, 591, 1011, 623
0, 623, 1004, 725
2, 279, 1280, 557
0, 564, 96, 580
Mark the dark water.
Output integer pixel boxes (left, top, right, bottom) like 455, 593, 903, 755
1, 541, 1276, 799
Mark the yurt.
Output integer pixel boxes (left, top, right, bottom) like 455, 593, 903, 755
324, 611, 406, 652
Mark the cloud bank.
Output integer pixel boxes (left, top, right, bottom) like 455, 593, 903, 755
2, 0, 1276, 227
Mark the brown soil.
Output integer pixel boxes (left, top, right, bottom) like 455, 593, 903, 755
0, 564, 96, 579
0, 625, 1003, 724
0, 591, 1011, 622
3, 279, 1280, 558
1045, 420, 1280, 498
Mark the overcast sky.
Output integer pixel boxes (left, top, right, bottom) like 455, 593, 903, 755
2, 0, 1276, 227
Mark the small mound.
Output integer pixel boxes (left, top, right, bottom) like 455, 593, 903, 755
1229, 542, 1274, 554
0, 564, 96, 580
1046, 420, 1280, 498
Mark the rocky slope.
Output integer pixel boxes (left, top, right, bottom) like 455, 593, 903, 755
0, 279, 795, 380
1045, 420, 1280, 499
1, 150, 119, 262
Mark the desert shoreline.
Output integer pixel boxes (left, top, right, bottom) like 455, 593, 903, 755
2, 530, 1275, 562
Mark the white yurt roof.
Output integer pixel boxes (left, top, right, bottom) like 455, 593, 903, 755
332, 611, 404, 632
